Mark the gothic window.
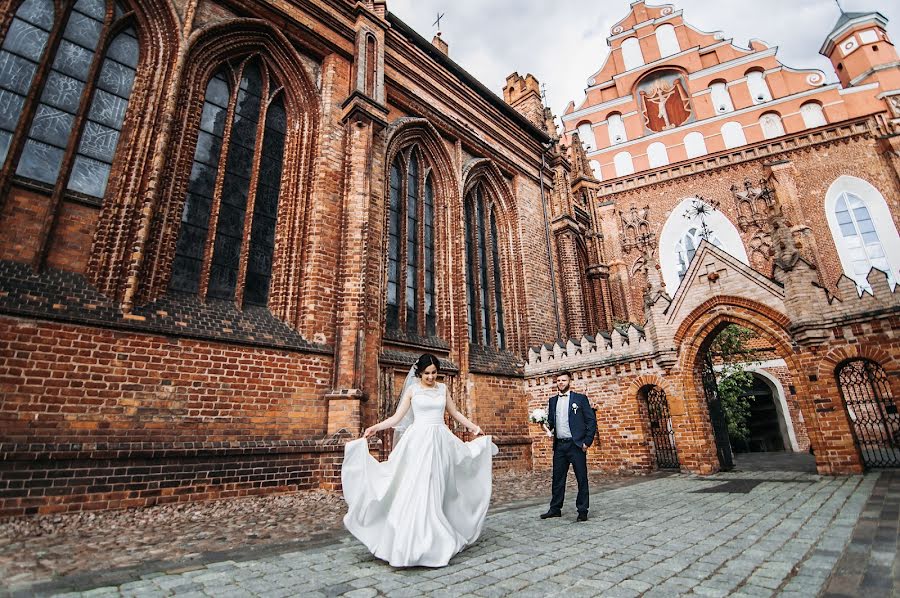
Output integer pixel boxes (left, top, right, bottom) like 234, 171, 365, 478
675, 227, 723, 281
169, 56, 287, 308
0, 0, 139, 199
683, 131, 707, 158
613, 151, 634, 177
759, 112, 785, 139
746, 70, 772, 104
646, 142, 669, 167
655, 24, 680, 57
621, 36, 644, 71
833, 192, 893, 288
721, 121, 746, 149
386, 146, 437, 336
607, 113, 626, 145
464, 183, 505, 349
710, 81, 734, 114
800, 102, 827, 128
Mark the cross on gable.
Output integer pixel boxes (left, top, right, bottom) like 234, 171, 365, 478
700, 261, 728, 285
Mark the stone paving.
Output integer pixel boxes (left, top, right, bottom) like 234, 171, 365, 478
11, 468, 887, 598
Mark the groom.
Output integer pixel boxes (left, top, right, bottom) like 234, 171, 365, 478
540, 371, 597, 522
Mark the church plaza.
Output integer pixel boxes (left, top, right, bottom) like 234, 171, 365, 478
5, 464, 897, 598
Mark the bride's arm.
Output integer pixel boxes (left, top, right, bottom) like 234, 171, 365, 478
361, 388, 413, 439
445, 392, 482, 436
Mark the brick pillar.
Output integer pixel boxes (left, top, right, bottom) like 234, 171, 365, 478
327, 7, 390, 435
554, 223, 588, 338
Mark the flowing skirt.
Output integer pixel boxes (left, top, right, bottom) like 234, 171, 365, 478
342, 425, 497, 567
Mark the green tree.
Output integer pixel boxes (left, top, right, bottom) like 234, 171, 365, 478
708, 325, 759, 442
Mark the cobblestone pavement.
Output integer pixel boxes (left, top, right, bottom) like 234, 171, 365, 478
0, 470, 640, 595
6, 468, 889, 597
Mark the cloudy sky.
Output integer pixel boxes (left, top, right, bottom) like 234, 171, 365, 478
385, 0, 900, 120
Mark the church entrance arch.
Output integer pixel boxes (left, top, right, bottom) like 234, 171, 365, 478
674, 298, 816, 475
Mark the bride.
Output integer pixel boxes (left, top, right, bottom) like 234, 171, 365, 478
341, 353, 497, 567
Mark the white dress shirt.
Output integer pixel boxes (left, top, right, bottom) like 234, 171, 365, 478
555, 392, 572, 439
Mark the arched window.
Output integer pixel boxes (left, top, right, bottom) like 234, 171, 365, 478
364, 34, 376, 97
800, 102, 827, 129
825, 176, 900, 292
576, 122, 596, 151
683, 131, 707, 158
0, 0, 139, 199
659, 197, 749, 294
386, 146, 437, 336
613, 151, 634, 177
710, 81, 734, 114
675, 226, 724, 281
721, 121, 747, 149
655, 24, 680, 57
607, 113, 627, 145
169, 57, 287, 307
647, 142, 669, 167
746, 70, 772, 104
464, 183, 505, 349
589, 159, 603, 180
621, 37, 644, 71
759, 112, 785, 139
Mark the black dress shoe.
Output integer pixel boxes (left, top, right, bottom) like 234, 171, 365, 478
540, 511, 562, 519
576, 512, 588, 522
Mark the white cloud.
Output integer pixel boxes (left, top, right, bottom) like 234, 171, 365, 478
386, 0, 900, 121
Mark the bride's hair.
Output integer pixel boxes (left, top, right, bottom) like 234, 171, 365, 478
414, 353, 441, 377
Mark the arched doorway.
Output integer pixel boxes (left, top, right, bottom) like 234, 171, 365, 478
639, 385, 679, 469
731, 374, 786, 453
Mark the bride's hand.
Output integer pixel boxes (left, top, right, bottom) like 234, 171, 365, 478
362, 425, 378, 439
469, 425, 483, 436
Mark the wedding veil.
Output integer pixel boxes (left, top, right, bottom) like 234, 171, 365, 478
392, 365, 418, 446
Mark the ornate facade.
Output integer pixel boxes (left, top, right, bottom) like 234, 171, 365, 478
0, 0, 898, 517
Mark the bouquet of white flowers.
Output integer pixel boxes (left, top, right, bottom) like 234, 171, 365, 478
529, 408, 548, 425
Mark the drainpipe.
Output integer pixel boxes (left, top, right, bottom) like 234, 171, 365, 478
539, 144, 562, 339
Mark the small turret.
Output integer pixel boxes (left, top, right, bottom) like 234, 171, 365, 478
820, 10, 898, 89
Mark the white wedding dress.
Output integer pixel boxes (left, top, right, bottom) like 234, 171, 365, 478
342, 382, 497, 567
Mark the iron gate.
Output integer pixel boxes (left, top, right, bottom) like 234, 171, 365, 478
644, 386, 679, 469
701, 354, 734, 470
837, 359, 900, 468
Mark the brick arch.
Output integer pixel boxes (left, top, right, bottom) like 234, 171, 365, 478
83, 0, 182, 300
381, 118, 462, 348
819, 344, 900, 380
626, 374, 678, 400
384, 118, 459, 203
461, 158, 526, 353
140, 19, 321, 330
673, 295, 791, 346
672, 299, 818, 474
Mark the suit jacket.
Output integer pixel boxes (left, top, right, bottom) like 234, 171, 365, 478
548, 391, 597, 449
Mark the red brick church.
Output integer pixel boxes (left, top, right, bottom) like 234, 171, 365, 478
0, 0, 897, 517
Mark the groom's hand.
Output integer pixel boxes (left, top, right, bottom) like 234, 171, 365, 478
581, 444, 588, 452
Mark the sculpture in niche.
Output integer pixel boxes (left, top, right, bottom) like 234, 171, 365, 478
638, 71, 693, 133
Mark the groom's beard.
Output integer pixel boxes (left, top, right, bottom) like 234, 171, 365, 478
557, 384, 570, 394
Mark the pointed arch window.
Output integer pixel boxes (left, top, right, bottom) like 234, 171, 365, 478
833, 192, 893, 288
676, 227, 723, 281
464, 183, 505, 349
170, 56, 287, 308
386, 146, 436, 337
0, 0, 139, 200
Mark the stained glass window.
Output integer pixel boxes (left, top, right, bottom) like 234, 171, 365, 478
170, 57, 288, 308
1, 0, 138, 199
464, 183, 506, 349
385, 145, 439, 337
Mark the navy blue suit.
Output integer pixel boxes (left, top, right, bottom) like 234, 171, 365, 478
547, 391, 597, 515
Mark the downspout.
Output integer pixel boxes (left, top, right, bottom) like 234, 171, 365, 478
539, 144, 562, 339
